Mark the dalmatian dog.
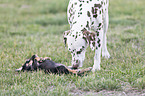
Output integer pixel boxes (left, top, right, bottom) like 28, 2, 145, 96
63, 0, 110, 72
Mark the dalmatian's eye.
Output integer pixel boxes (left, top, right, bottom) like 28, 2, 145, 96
76, 48, 84, 54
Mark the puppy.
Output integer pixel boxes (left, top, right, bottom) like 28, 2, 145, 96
15, 55, 92, 75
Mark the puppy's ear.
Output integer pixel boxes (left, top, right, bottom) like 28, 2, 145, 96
82, 30, 96, 50
63, 30, 70, 47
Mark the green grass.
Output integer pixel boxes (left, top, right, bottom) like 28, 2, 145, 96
0, 0, 145, 95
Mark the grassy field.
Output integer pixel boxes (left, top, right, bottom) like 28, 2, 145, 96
0, 0, 145, 95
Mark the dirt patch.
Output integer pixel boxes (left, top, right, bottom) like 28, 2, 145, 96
69, 89, 145, 96
20, 5, 31, 9
0, 4, 9, 7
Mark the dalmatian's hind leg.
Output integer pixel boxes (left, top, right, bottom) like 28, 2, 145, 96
102, 3, 110, 59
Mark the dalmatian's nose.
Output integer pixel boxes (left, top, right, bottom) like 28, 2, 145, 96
72, 60, 80, 69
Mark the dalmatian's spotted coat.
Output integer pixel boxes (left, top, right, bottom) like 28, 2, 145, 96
64, 0, 110, 72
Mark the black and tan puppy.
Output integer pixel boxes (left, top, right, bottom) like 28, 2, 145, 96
15, 55, 92, 75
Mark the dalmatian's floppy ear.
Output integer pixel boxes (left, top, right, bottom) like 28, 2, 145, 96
82, 30, 96, 50
63, 30, 70, 47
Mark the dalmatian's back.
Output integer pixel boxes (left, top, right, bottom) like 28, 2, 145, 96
67, 0, 109, 31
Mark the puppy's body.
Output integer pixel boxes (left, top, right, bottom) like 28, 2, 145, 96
16, 55, 92, 75
64, 0, 110, 71
38, 60, 69, 74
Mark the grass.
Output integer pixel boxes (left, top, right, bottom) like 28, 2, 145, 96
0, 0, 145, 95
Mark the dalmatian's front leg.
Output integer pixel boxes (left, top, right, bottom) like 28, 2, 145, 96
87, 2, 108, 71
92, 18, 104, 71
92, 29, 103, 71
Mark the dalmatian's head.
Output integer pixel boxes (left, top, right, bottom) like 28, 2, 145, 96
63, 29, 96, 69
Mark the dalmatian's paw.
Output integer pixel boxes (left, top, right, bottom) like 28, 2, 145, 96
102, 50, 110, 59
92, 67, 100, 72
92, 64, 100, 72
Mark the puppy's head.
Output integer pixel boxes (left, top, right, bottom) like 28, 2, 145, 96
15, 55, 39, 72
63, 29, 96, 68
